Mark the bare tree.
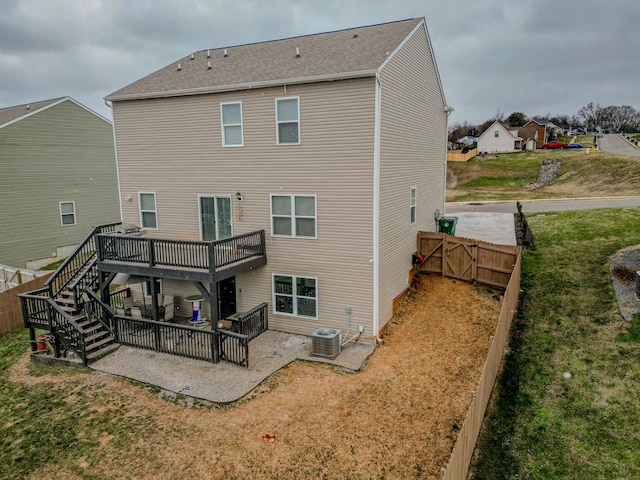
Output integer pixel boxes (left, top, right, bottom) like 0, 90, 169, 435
576, 102, 602, 129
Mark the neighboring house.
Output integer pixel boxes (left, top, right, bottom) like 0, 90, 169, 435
101, 18, 449, 342
524, 119, 562, 144
0, 97, 120, 269
477, 121, 522, 153
477, 121, 540, 153
516, 125, 539, 150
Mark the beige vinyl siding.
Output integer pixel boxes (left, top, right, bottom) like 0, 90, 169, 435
377, 23, 447, 331
0, 100, 120, 268
112, 78, 377, 338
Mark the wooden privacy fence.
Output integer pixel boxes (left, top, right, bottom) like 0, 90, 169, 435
0, 265, 50, 293
418, 231, 519, 289
0, 273, 51, 334
416, 232, 522, 479
446, 148, 477, 162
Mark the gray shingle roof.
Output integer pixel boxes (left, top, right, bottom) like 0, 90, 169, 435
0, 97, 64, 128
106, 18, 424, 101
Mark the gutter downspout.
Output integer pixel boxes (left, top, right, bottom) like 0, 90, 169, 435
372, 75, 382, 340
443, 106, 454, 217
104, 99, 124, 224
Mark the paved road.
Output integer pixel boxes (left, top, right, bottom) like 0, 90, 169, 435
447, 197, 640, 214
597, 133, 640, 156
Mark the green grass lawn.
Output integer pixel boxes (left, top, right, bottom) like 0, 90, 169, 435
471, 206, 640, 479
448, 149, 640, 202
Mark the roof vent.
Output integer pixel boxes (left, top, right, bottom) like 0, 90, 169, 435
207, 49, 211, 59
207, 61, 212, 70
190, 53, 194, 60
224, 48, 228, 58
26, 104, 30, 110
311, 328, 341, 358
295, 47, 300, 58
177, 63, 182, 71
353, 33, 359, 38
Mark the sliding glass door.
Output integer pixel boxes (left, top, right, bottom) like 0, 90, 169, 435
199, 196, 232, 241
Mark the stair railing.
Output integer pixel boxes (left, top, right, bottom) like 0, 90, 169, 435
82, 288, 115, 336
46, 222, 121, 299
19, 291, 88, 365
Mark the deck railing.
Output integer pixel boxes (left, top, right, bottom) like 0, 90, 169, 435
234, 302, 269, 340
112, 316, 218, 363
217, 330, 249, 367
96, 230, 265, 273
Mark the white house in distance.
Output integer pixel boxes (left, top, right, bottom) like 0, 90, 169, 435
477, 120, 539, 153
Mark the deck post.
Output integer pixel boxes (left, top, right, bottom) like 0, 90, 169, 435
210, 282, 219, 325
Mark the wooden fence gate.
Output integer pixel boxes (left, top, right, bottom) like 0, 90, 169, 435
418, 231, 520, 289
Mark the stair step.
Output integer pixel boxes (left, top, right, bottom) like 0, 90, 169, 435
56, 297, 76, 305
85, 335, 115, 352
86, 343, 120, 362
83, 324, 103, 335
57, 304, 78, 313
86, 330, 109, 343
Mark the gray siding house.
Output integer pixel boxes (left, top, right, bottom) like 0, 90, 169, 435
104, 18, 449, 342
0, 97, 121, 269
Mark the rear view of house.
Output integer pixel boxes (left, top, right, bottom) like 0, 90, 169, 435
105, 17, 448, 338
20, 18, 449, 367
0, 97, 120, 269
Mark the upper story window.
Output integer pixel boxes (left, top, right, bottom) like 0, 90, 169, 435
221, 102, 243, 146
59, 201, 76, 226
495, 131, 499, 137
410, 187, 416, 224
139, 192, 157, 229
271, 194, 316, 238
276, 97, 300, 144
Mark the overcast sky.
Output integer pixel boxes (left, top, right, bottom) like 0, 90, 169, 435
1, 0, 638, 125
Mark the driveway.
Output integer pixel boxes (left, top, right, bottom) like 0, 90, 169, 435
597, 133, 640, 156
452, 212, 517, 246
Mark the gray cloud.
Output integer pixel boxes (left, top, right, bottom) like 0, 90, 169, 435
1, 0, 639, 125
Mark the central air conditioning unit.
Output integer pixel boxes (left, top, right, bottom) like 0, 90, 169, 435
311, 328, 341, 358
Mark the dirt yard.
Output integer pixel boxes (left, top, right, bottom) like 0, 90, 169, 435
12, 275, 501, 479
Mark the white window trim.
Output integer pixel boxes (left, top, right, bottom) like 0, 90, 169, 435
220, 101, 243, 147
197, 194, 233, 241
270, 194, 317, 239
275, 96, 300, 145
410, 187, 417, 225
139, 192, 158, 230
272, 273, 318, 319
59, 201, 76, 226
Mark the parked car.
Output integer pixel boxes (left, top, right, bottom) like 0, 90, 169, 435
567, 143, 583, 149
541, 141, 569, 149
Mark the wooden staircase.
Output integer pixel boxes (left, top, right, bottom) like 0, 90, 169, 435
19, 223, 122, 365
74, 312, 119, 362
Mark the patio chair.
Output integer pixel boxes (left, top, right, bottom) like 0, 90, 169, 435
115, 307, 125, 317
130, 306, 143, 319
163, 302, 175, 321
122, 297, 134, 314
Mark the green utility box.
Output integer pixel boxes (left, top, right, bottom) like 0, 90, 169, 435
439, 216, 458, 235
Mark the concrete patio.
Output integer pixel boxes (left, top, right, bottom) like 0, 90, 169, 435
90, 329, 374, 403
